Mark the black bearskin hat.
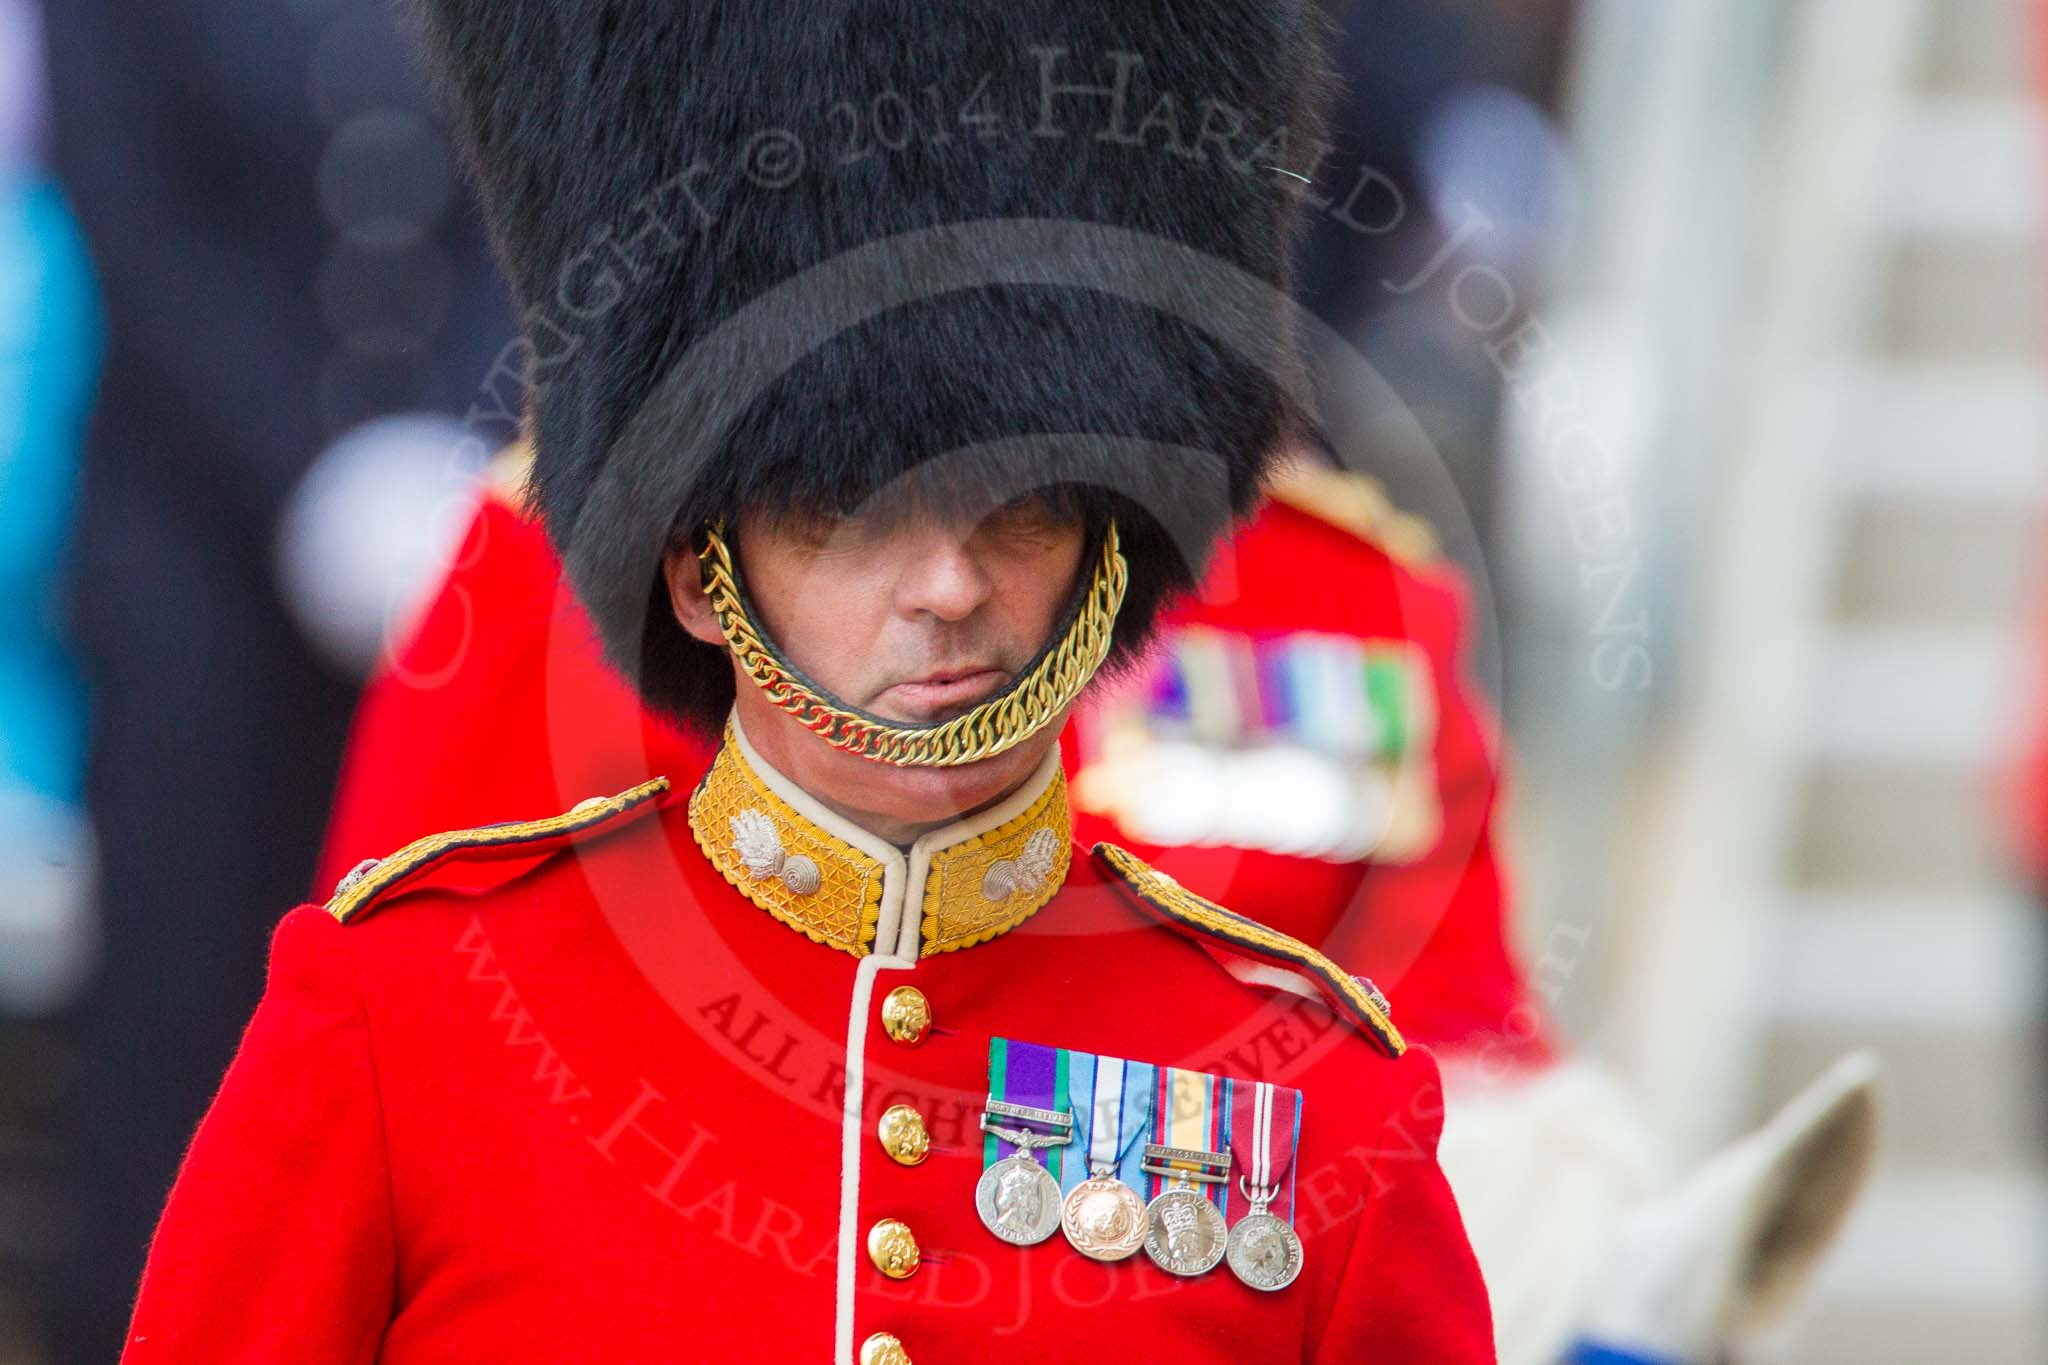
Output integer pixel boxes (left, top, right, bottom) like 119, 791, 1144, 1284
410, 1, 1338, 735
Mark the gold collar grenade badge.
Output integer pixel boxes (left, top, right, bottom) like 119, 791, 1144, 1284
697, 519, 1127, 768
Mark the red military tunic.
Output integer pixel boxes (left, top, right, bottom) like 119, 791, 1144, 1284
127, 721, 1494, 1363
317, 461, 1547, 1064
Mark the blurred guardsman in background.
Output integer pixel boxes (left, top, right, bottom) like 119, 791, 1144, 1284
1065, 454, 1542, 1062
122, 2, 1495, 1361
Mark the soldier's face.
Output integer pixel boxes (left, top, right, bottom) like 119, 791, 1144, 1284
665, 493, 1087, 836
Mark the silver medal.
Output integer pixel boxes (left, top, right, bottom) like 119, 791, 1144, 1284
1142, 1178, 1229, 1276
1224, 1081, 1305, 1290
976, 1153, 1064, 1245
1225, 1184, 1304, 1292
975, 1117, 1071, 1246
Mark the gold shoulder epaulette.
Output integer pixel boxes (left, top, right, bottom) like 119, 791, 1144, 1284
1092, 843, 1405, 1058
1265, 460, 1439, 568
325, 777, 671, 925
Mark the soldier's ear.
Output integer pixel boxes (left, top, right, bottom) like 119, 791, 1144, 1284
661, 545, 726, 648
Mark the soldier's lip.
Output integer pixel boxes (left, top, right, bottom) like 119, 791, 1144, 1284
880, 668, 1007, 712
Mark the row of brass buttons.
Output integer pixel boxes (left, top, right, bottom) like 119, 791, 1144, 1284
864, 986, 931, 1359
875, 986, 933, 1177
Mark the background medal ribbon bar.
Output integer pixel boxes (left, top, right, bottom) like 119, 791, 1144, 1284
1069, 630, 1445, 865
1138, 627, 1427, 760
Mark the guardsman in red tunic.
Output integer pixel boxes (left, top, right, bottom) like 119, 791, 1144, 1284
1065, 458, 1546, 1064
125, 4, 1495, 1362
319, 452, 1548, 1066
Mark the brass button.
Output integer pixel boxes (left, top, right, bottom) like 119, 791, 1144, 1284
866, 1218, 921, 1279
879, 985, 931, 1047
859, 1332, 912, 1365
876, 1104, 931, 1166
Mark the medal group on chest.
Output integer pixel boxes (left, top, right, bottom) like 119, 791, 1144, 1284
973, 1039, 1304, 1292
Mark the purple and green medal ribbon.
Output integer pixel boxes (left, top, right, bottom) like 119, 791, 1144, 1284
985, 1038, 1070, 1182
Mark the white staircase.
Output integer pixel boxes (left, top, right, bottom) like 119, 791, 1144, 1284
1517, 0, 2048, 1358
1753, 3, 2047, 1357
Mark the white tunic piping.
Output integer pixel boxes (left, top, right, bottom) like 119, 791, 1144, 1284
727, 714, 1065, 1364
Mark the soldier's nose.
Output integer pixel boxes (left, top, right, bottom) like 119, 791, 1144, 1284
894, 536, 993, 622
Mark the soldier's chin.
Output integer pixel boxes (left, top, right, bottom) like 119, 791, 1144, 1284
821, 705, 1071, 828
839, 740, 1050, 824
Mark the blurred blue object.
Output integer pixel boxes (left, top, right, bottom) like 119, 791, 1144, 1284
0, 174, 101, 1018
0, 176, 98, 807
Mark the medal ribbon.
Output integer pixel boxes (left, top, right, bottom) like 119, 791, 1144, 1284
1225, 1078, 1302, 1224
985, 1038, 1070, 1180
1060, 1051, 1156, 1196
1150, 1065, 1224, 1202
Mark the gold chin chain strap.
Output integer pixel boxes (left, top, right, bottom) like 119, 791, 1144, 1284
697, 519, 1127, 768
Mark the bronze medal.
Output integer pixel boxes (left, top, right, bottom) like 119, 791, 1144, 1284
1061, 1170, 1148, 1261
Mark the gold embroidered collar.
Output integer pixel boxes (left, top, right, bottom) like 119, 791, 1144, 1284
689, 715, 1072, 959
